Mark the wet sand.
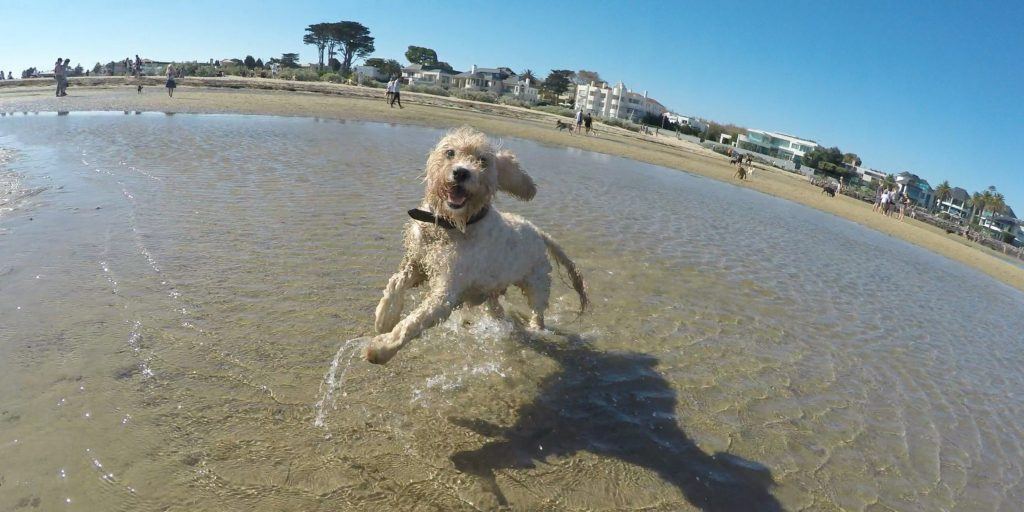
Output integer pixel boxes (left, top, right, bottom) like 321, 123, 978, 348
2, 78, 1021, 293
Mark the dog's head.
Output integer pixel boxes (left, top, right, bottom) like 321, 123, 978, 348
423, 126, 536, 230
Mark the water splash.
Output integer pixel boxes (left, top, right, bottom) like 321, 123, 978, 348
313, 336, 369, 428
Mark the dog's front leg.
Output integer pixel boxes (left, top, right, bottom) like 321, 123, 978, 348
374, 261, 425, 334
365, 289, 457, 364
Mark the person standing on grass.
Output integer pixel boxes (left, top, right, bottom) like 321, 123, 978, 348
165, 64, 176, 98
390, 77, 402, 108
872, 185, 883, 212
583, 112, 593, 135
575, 109, 583, 133
880, 188, 890, 215
385, 77, 394, 104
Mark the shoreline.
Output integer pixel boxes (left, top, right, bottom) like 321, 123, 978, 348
2, 79, 1023, 293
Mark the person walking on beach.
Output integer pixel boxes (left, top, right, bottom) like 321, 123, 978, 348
880, 187, 890, 215
575, 109, 583, 133
54, 57, 66, 97
389, 77, 402, 108
583, 112, 593, 135
385, 77, 394, 104
872, 185, 883, 212
165, 64, 176, 98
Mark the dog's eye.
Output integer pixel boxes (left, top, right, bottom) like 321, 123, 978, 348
445, 149, 455, 159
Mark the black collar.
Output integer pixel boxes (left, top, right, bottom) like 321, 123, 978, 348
408, 207, 489, 230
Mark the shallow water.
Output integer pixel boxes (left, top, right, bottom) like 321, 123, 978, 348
1, 113, 1023, 511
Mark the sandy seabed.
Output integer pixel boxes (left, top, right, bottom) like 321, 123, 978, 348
2, 76, 1022, 293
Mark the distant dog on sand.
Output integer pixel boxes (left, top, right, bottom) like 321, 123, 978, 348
555, 120, 573, 134
364, 126, 589, 364
734, 166, 748, 180
821, 185, 837, 197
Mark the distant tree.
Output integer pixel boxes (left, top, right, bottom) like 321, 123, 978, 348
244, 55, 257, 69
92, 62, 102, 75
281, 53, 301, 68
802, 146, 844, 170
363, 58, 401, 79
934, 180, 952, 211
105, 61, 117, 74
73, 64, 84, 76
431, 61, 454, 72
255, 58, 264, 69
328, 21, 375, 74
576, 69, 602, 85
883, 174, 896, 189
990, 192, 1007, 216
542, 69, 574, 98
842, 153, 862, 166
21, 67, 37, 78
303, 23, 331, 70
405, 45, 439, 66
328, 57, 341, 72
520, 69, 536, 82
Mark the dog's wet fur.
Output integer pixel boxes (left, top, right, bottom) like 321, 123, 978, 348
364, 127, 588, 364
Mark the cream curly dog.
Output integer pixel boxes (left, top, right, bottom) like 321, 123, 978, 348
365, 127, 589, 364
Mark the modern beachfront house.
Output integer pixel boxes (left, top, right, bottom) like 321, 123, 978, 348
935, 187, 972, 220
665, 113, 709, 132
895, 172, 935, 208
736, 130, 819, 162
573, 81, 668, 121
844, 165, 888, 184
975, 206, 1019, 242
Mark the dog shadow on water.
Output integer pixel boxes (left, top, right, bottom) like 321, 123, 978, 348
449, 331, 782, 511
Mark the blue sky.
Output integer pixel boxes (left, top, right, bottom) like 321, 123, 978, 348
3, 0, 1022, 211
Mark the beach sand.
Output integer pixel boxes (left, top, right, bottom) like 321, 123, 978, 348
3, 77, 1022, 293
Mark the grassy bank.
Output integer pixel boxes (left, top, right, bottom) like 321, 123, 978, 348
2, 79, 1022, 293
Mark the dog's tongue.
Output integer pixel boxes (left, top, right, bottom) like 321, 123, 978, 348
448, 187, 467, 206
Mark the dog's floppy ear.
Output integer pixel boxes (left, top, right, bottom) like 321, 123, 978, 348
495, 149, 536, 201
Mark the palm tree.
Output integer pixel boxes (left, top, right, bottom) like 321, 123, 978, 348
934, 180, 952, 212
971, 191, 985, 221
990, 192, 1007, 216
520, 69, 536, 82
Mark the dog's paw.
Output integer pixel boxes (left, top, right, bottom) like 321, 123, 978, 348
364, 335, 399, 365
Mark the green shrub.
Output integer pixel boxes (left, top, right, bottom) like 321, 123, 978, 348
497, 96, 533, 108
319, 72, 344, 83
405, 84, 450, 97
451, 90, 498, 103
280, 68, 321, 81
601, 117, 641, 132
534, 105, 574, 118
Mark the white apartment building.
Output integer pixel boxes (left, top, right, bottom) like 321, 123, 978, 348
574, 81, 667, 121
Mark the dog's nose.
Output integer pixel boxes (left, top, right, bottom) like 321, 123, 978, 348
453, 167, 470, 183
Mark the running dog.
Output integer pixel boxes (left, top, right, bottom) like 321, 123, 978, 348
555, 120, 573, 134
734, 165, 748, 180
365, 127, 589, 364
821, 185, 837, 197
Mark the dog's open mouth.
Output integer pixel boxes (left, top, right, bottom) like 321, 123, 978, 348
447, 185, 468, 209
